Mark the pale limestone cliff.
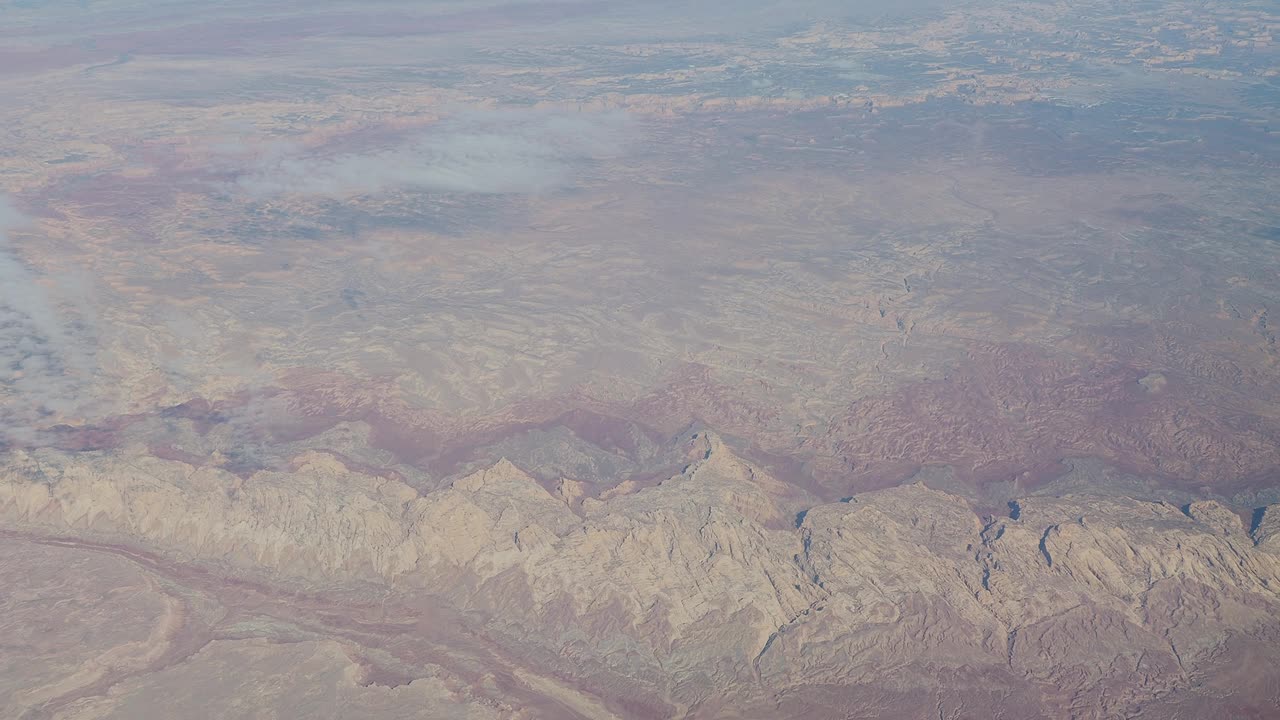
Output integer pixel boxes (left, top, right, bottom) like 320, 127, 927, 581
2, 437, 1279, 717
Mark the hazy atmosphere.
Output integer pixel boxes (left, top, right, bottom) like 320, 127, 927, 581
1, 0, 1278, 717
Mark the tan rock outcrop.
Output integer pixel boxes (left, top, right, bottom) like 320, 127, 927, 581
3, 438, 1279, 717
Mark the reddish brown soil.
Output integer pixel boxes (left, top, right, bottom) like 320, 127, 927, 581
16, 339, 1280, 505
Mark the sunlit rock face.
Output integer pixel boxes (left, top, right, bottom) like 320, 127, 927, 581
1, 0, 1278, 717
4, 439, 1280, 718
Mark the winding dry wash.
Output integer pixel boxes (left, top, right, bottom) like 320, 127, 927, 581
1, 1, 1278, 718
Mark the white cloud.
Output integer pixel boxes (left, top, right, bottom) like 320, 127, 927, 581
0, 196, 95, 438
233, 108, 634, 198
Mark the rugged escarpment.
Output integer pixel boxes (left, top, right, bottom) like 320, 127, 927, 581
3, 434, 1278, 718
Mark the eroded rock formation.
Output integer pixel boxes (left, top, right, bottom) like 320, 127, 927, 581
4, 434, 1278, 718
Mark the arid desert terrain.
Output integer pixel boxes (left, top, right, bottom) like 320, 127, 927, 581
1, 0, 1279, 717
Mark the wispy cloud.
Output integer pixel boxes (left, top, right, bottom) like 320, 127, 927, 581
0, 196, 94, 439
231, 108, 633, 198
